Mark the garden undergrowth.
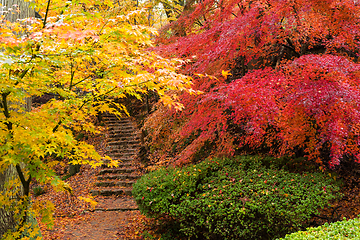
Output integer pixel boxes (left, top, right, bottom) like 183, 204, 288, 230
130, 155, 360, 239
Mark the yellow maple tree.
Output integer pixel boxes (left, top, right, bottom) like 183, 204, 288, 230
0, 0, 192, 238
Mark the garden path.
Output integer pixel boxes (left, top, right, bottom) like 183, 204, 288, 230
39, 114, 144, 239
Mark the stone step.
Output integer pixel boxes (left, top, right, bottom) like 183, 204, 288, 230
106, 145, 138, 150
108, 131, 137, 137
96, 173, 140, 181
105, 146, 140, 152
95, 181, 136, 188
88, 196, 138, 212
105, 155, 137, 161
107, 123, 134, 128
105, 148, 139, 155
106, 123, 135, 128
107, 124, 135, 129
108, 130, 136, 134
107, 135, 139, 140
105, 150, 138, 155
103, 116, 131, 122
105, 151, 138, 156
106, 142, 140, 151
107, 136, 140, 142
103, 116, 129, 120
107, 127, 135, 132
105, 156, 137, 162
104, 117, 130, 121
106, 140, 140, 146
102, 113, 122, 117
106, 139, 141, 148
98, 168, 138, 175
106, 121, 132, 126
106, 146, 138, 151
105, 149, 138, 155
106, 123, 133, 128
106, 141, 139, 146
90, 187, 133, 196
106, 117, 133, 122
103, 157, 134, 162
107, 131, 139, 136
102, 117, 121, 121
100, 162, 133, 168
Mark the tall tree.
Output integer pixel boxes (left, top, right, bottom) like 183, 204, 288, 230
0, 0, 192, 238
144, 0, 360, 167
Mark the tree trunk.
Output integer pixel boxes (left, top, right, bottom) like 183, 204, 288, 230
0, 2, 35, 237
0, 165, 20, 237
0, 0, 35, 22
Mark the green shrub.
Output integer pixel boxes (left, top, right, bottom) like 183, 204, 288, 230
132, 156, 342, 239
278, 217, 360, 239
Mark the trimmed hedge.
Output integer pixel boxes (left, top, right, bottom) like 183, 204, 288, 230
133, 156, 342, 239
278, 217, 360, 239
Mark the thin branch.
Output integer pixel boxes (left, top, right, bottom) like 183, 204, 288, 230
195, 19, 203, 27
18, 67, 32, 80
43, 0, 51, 29
69, 62, 75, 91
1, 92, 13, 131
15, 164, 31, 195
52, 119, 62, 133
78, 87, 117, 111
285, 38, 300, 57
71, 75, 92, 88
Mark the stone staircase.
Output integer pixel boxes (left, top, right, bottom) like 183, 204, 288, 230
90, 114, 142, 198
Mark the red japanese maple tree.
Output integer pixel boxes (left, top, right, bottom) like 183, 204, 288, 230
144, 0, 360, 167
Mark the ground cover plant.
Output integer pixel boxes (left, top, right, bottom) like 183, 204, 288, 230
278, 217, 360, 239
133, 156, 342, 239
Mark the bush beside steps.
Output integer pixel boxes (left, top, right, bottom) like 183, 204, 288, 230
132, 156, 342, 240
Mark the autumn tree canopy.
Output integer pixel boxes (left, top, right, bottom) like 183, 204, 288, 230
144, 0, 360, 167
0, 0, 192, 238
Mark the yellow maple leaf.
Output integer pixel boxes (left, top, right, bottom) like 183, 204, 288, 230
221, 70, 232, 78
78, 196, 98, 210
194, 73, 205, 77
